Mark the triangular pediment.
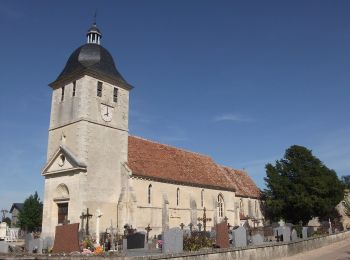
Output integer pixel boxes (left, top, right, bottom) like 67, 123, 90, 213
42, 145, 87, 176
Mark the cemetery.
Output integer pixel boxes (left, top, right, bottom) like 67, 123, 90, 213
1, 207, 350, 259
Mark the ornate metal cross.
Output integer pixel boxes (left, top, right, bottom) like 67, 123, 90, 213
180, 223, 185, 230
197, 207, 212, 231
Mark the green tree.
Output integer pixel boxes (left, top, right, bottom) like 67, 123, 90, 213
18, 192, 43, 232
264, 145, 343, 225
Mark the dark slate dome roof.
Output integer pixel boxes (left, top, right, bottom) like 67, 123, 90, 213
52, 44, 132, 89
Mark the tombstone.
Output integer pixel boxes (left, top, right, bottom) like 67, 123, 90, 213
0, 222, 7, 239
291, 229, 298, 241
25, 233, 34, 252
232, 226, 247, 247
0, 241, 9, 254
52, 223, 80, 253
251, 233, 264, 245
43, 237, 54, 251
162, 227, 183, 254
282, 226, 291, 242
302, 227, 308, 239
216, 221, 229, 248
122, 239, 127, 252
126, 232, 146, 249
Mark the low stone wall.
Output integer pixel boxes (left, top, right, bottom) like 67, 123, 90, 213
144, 231, 350, 260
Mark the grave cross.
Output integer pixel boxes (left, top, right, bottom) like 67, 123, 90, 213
180, 223, 185, 230
108, 220, 118, 251
84, 208, 93, 235
223, 216, 228, 222
188, 223, 193, 232
197, 207, 212, 231
145, 224, 152, 242
197, 222, 202, 232
80, 212, 86, 233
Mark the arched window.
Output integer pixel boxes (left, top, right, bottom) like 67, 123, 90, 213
217, 194, 224, 218
255, 200, 258, 218
177, 188, 180, 206
201, 189, 204, 207
148, 184, 152, 204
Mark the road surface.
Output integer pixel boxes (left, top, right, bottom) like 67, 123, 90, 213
281, 238, 350, 260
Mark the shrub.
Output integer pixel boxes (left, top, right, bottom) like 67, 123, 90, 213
183, 233, 212, 251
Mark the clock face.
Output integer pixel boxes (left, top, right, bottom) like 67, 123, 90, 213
100, 104, 113, 122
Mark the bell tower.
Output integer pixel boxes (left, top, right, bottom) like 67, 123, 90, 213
41, 22, 132, 241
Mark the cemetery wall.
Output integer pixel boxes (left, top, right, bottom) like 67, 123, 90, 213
145, 230, 350, 260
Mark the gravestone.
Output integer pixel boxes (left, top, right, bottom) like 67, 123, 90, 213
291, 229, 298, 241
163, 227, 183, 254
52, 223, 80, 253
302, 227, 308, 239
216, 221, 229, 248
0, 222, 7, 239
282, 227, 291, 242
232, 226, 247, 247
0, 241, 9, 253
251, 233, 264, 245
127, 232, 146, 249
122, 239, 127, 252
25, 233, 34, 252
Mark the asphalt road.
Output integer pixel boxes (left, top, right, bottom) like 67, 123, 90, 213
281, 238, 350, 260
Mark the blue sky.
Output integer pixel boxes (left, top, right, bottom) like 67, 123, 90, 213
1, 0, 350, 213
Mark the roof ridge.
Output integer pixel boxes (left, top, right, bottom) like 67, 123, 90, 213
129, 135, 212, 159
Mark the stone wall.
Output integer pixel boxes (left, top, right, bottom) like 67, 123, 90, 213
146, 231, 350, 260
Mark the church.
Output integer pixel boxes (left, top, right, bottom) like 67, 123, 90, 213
41, 22, 263, 242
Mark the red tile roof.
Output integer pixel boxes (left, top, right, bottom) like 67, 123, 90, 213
128, 136, 260, 198
222, 167, 261, 198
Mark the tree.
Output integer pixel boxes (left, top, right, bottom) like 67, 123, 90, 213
18, 192, 43, 232
264, 145, 343, 225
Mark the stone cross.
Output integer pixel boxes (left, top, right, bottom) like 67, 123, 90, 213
108, 220, 118, 251
188, 223, 193, 232
95, 209, 103, 245
278, 219, 285, 227
145, 224, 152, 242
197, 207, 212, 231
180, 223, 185, 230
197, 222, 202, 232
84, 208, 93, 235
80, 212, 86, 234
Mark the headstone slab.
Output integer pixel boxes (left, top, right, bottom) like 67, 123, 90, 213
291, 229, 298, 241
232, 226, 247, 247
127, 232, 146, 249
0, 241, 9, 254
302, 227, 308, 239
216, 221, 229, 248
52, 223, 80, 253
0, 222, 7, 240
282, 226, 291, 242
25, 233, 34, 252
163, 227, 183, 254
251, 234, 264, 245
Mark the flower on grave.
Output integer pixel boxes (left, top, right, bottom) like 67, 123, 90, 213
82, 248, 92, 255
94, 246, 103, 255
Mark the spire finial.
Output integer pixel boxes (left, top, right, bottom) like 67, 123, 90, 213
93, 9, 97, 25
86, 14, 102, 45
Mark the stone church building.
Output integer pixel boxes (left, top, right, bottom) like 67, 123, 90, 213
41, 23, 263, 241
